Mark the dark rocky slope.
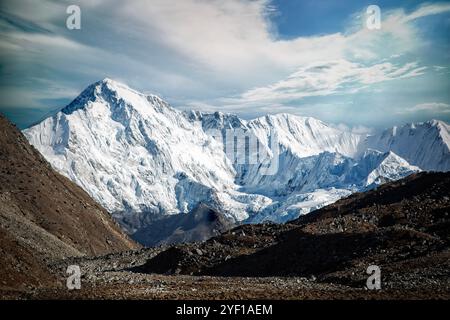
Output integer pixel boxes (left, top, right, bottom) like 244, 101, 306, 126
0, 114, 139, 292
140, 172, 450, 291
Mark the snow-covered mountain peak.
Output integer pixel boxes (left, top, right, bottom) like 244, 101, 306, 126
62, 78, 171, 118
95, 77, 146, 98
186, 110, 249, 131
365, 119, 450, 171
429, 119, 447, 126
380, 150, 415, 166
428, 119, 450, 148
247, 112, 364, 158
23, 79, 274, 227
365, 150, 420, 187
22, 78, 450, 238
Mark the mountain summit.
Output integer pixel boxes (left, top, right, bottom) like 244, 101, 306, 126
24, 78, 266, 238
23, 79, 450, 243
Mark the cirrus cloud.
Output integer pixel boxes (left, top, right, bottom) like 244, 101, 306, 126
400, 102, 450, 114
238, 60, 427, 104
0, 0, 449, 128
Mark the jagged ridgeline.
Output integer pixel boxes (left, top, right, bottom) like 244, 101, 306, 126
23, 79, 450, 245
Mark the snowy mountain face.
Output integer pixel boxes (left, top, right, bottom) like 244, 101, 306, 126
364, 120, 450, 172
24, 79, 272, 233
23, 79, 450, 240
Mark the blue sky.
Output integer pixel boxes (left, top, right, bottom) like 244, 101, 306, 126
0, 0, 449, 130
273, 0, 432, 37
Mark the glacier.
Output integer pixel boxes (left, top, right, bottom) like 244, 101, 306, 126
23, 78, 450, 241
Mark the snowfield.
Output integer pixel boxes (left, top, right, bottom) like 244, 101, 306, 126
24, 79, 450, 234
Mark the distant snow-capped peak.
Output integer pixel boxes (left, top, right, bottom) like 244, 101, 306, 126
364, 119, 450, 171
246, 113, 364, 158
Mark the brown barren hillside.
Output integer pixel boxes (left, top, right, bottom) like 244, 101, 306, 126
0, 114, 139, 292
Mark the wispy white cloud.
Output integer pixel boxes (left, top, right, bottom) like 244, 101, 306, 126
401, 2, 450, 22
332, 123, 374, 135
4, 0, 447, 88
433, 65, 448, 73
237, 60, 426, 104
400, 102, 450, 114
1, 0, 450, 126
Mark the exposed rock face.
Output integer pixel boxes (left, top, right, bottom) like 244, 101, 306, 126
0, 114, 139, 291
132, 204, 235, 246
